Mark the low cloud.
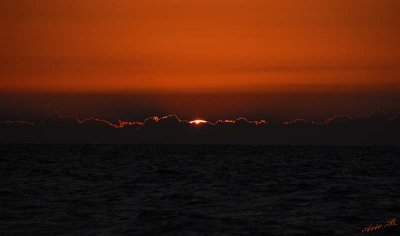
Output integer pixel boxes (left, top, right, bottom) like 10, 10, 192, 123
0, 112, 399, 145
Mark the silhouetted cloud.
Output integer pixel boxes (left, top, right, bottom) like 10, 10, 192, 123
283, 119, 310, 126
80, 118, 120, 129
0, 112, 399, 145
0, 120, 34, 126
43, 113, 81, 127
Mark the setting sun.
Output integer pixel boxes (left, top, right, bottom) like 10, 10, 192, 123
190, 119, 208, 125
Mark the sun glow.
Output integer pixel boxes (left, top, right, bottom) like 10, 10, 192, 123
190, 119, 208, 125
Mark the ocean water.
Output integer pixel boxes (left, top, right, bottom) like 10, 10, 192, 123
1, 145, 399, 236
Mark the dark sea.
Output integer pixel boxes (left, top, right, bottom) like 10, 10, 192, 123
1, 145, 399, 236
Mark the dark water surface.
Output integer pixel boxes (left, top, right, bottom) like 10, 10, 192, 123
1, 145, 399, 235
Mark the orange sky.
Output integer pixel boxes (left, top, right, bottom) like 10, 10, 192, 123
1, 0, 400, 93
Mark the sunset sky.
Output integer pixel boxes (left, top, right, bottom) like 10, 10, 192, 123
1, 0, 399, 121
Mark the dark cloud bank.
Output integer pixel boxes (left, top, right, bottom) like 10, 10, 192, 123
1, 112, 399, 145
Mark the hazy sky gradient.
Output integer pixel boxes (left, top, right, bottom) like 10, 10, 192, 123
1, 0, 399, 92
0, 0, 399, 120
